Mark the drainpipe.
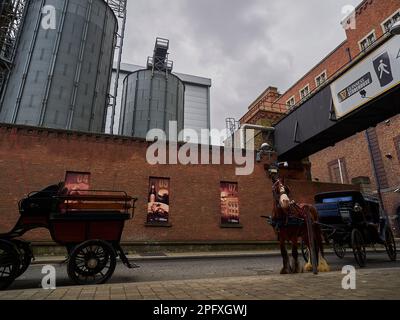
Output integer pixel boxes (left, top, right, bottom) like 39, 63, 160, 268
365, 130, 387, 219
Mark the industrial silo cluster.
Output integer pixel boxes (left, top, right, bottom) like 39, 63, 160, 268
0, 1, 209, 139
0, 0, 117, 133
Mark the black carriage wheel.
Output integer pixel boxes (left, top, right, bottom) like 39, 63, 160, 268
12, 240, 33, 278
333, 240, 346, 259
385, 228, 397, 262
0, 240, 20, 290
301, 240, 310, 262
351, 229, 366, 268
67, 240, 117, 286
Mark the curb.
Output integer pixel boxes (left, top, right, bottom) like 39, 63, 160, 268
30, 251, 283, 265
29, 247, 396, 265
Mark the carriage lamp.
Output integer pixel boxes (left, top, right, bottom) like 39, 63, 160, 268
354, 203, 363, 213
256, 143, 274, 162
390, 20, 400, 35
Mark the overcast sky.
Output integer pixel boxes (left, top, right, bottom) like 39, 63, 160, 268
122, 0, 363, 135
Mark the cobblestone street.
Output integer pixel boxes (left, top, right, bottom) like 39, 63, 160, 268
1, 267, 399, 300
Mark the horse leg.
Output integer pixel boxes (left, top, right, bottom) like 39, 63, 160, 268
291, 236, 301, 274
279, 231, 291, 274
315, 224, 330, 272
302, 229, 313, 272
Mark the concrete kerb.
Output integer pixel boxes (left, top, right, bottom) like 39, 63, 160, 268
30, 246, 399, 266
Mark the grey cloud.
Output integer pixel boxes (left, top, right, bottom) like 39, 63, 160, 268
122, 0, 363, 136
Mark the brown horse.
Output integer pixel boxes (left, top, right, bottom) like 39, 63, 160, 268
271, 177, 330, 274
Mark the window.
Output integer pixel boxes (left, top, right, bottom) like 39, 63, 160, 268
328, 159, 349, 184
382, 9, 400, 34
315, 71, 327, 87
359, 31, 376, 52
286, 96, 296, 109
299, 85, 310, 101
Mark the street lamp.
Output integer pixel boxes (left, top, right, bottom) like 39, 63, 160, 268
390, 20, 400, 35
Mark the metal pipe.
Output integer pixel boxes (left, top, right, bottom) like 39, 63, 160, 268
39, 0, 69, 126
67, 0, 93, 130
240, 123, 275, 150
365, 129, 387, 218
110, 0, 127, 135
12, 0, 45, 123
130, 71, 139, 136
89, 0, 109, 132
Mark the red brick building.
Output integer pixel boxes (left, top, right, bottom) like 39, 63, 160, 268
240, 0, 400, 234
0, 124, 351, 247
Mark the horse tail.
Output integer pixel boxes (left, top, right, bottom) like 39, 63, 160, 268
309, 205, 330, 272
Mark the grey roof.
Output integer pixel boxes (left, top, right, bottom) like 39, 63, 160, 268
114, 62, 212, 87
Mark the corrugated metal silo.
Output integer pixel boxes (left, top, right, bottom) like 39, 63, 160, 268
0, 0, 117, 133
119, 69, 185, 139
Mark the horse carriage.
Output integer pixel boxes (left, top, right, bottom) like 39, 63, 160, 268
0, 183, 138, 290
262, 163, 397, 275
311, 190, 397, 267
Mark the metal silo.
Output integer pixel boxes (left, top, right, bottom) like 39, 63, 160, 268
119, 69, 185, 139
119, 39, 185, 139
0, 0, 118, 133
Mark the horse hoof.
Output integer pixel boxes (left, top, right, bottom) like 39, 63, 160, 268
304, 263, 313, 272
293, 264, 301, 274
280, 267, 290, 275
318, 264, 331, 273
318, 258, 331, 273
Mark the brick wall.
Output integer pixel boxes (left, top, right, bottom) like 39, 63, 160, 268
0, 124, 353, 243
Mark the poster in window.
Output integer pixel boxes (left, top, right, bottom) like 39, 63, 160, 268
64, 171, 91, 195
220, 182, 240, 225
147, 178, 170, 224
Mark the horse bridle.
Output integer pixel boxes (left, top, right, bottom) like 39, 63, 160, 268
272, 179, 288, 209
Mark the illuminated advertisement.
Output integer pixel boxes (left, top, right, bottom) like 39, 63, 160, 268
147, 178, 170, 224
64, 172, 91, 194
220, 182, 240, 225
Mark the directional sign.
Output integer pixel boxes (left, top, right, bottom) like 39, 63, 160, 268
331, 36, 400, 118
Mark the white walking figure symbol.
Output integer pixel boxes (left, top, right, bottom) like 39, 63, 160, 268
378, 59, 390, 79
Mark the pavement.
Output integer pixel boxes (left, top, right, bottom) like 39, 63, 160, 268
1, 267, 399, 300
30, 242, 400, 264
1, 245, 399, 300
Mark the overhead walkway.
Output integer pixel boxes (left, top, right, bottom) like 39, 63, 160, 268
275, 34, 400, 161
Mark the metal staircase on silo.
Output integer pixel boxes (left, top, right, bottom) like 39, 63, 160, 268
147, 37, 174, 75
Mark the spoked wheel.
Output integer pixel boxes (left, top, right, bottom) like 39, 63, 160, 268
333, 240, 346, 259
351, 229, 366, 268
385, 228, 397, 262
0, 240, 20, 290
67, 240, 117, 285
11, 240, 33, 278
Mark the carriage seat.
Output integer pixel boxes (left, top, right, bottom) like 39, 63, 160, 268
19, 184, 63, 216
57, 192, 136, 218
